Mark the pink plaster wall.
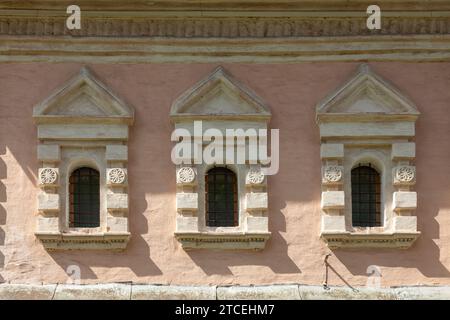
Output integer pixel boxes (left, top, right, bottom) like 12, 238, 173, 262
1, 62, 450, 287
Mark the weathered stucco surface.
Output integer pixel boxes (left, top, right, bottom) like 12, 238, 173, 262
1, 62, 450, 288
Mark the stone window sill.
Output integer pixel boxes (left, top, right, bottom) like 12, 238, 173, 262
35, 232, 130, 251
321, 231, 420, 249
175, 232, 271, 250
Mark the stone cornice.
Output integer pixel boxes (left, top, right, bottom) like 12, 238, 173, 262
2, 1, 450, 11
35, 232, 131, 250
2, 2, 450, 63
175, 232, 271, 250
321, 232, 420, 249
2, 35, 450, 63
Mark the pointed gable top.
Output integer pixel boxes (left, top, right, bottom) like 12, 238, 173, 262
170, 66, 271, 122
316, 64, 419, 123
33, 67, 134, 124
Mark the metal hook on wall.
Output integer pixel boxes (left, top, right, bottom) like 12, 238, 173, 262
322, 253, 332, 290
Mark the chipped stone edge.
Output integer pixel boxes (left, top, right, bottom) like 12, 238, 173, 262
1, 283, 450, 300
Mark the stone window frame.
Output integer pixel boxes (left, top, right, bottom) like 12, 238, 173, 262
67, 166, 101, 228
33, 67, 134, 250
346, 152, 388, 231
62, 154, 105, 233
171, 66, 271, 250
317, 64, 420, 249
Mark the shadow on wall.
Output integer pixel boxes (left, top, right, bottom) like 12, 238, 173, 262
184, 132, 308, 276
0, 142, 6, 282
47, 117, 163, 281
331, 113, 450, 279
3, 64, 450, 284
47, 190, 164, 280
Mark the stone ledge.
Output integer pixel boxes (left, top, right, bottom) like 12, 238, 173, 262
217, 285, 300, 300
0, 284, 57, 300
175, 232, 271, 250
321, 231, 420, 249
54, 283, 131, 300
3, 1, 450, 11
4, 35, 450, 63
131, 285, 216, 300
3, 284, 450, 300
35, 232, 131, 250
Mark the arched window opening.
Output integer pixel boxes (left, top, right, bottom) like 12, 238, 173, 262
351, 164, 381, 227
69, 167, 100, 228
205, 167, 238, 227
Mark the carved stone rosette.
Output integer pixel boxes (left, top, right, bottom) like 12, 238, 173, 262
176, 167, 196, 185
322, 165, 343, 184
107, 168, 127, 185
246, 169, 265, 185
39, 168, 59, 186
393, 166, 416, 185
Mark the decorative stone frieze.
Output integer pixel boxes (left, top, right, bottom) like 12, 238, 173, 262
34, 233, 130, 251
317, 64, 420, 249
33, 67, 134, 250
320, 232, 420, 250
1, 15, 450, 39
174, 232, 271, 250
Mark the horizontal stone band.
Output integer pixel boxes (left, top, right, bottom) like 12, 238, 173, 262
2, 283, 450, 300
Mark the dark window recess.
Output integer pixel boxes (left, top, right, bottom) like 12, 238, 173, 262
205, 167, 238, 227
69, 167, 100, 228
351, 165, 381, 227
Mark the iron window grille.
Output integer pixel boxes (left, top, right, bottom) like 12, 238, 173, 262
69, 167, 100, 228
205, 167, 238, 227
351, 164, 381, 227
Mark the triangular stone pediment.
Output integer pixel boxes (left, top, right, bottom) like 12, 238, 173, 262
170, 66, 271, 121
316, 64, 419, 122
33, 67, 134, 124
